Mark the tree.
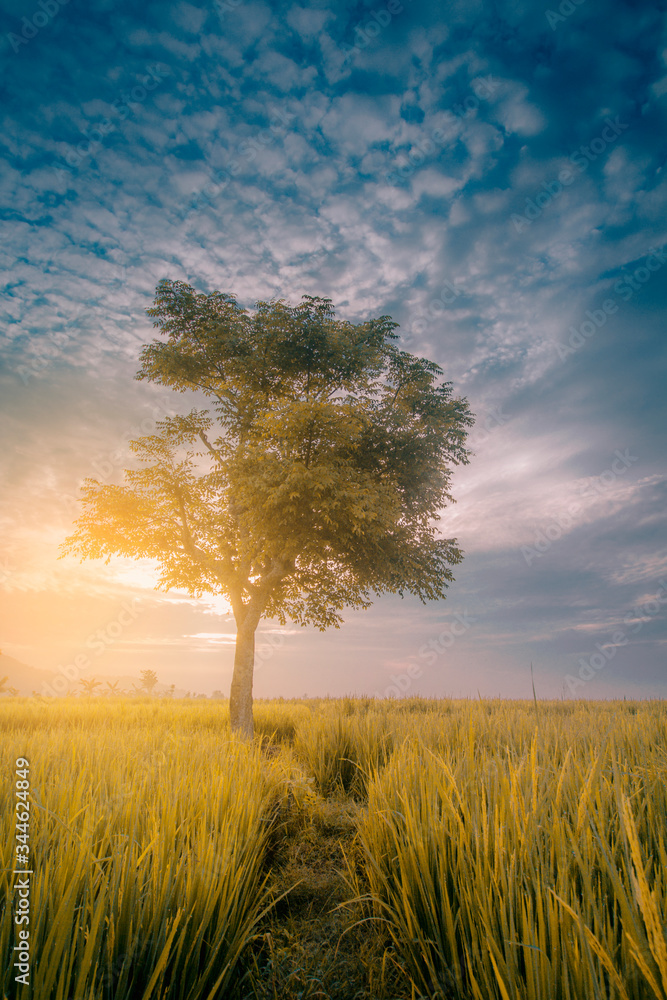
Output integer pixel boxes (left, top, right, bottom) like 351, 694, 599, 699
79, 677, 101, 696
140, 669, 159, 695
62, 280, 473, 736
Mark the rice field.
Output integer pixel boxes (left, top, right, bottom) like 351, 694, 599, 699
1, 696, 666, 999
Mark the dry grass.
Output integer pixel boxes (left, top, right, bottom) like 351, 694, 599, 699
1, 695, 665, 999
355, 700, 667, 1000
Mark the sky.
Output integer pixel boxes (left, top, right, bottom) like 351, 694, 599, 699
0, 0, 666, 700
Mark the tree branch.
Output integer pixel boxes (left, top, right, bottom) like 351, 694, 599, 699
198, 430, 221, 460
173, 487, 232, 584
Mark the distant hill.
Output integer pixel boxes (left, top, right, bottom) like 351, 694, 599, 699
0, 654, 188, 697
0, 654, 63, 696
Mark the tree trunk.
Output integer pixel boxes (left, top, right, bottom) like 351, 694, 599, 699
229, 626, 256, 738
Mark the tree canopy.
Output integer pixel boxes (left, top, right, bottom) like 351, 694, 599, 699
62, 280, 474, 734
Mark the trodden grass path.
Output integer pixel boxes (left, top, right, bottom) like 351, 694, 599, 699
241, 788, 416, 1000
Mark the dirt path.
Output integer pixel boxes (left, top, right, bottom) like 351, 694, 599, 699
240, 797, 415, 1000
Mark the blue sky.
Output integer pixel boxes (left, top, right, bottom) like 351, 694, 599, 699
1, 0, 666, 699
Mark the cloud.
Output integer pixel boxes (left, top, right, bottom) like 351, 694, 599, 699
1, 0, 665, 696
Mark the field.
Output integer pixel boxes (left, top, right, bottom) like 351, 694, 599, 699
1, 696, 666, 1000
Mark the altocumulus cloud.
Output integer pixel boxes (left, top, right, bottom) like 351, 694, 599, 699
0, 0, 666, 699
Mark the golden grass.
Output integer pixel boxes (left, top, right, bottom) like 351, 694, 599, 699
0, 695, 665, 999
354, 699, 667, 1000
1, 699, 284, 999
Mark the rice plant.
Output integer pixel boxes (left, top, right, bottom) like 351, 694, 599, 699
293, 709, 394, 799
356, 701, 667, 1000
0, 703, 285, 1000
1, 696, 665, 1000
